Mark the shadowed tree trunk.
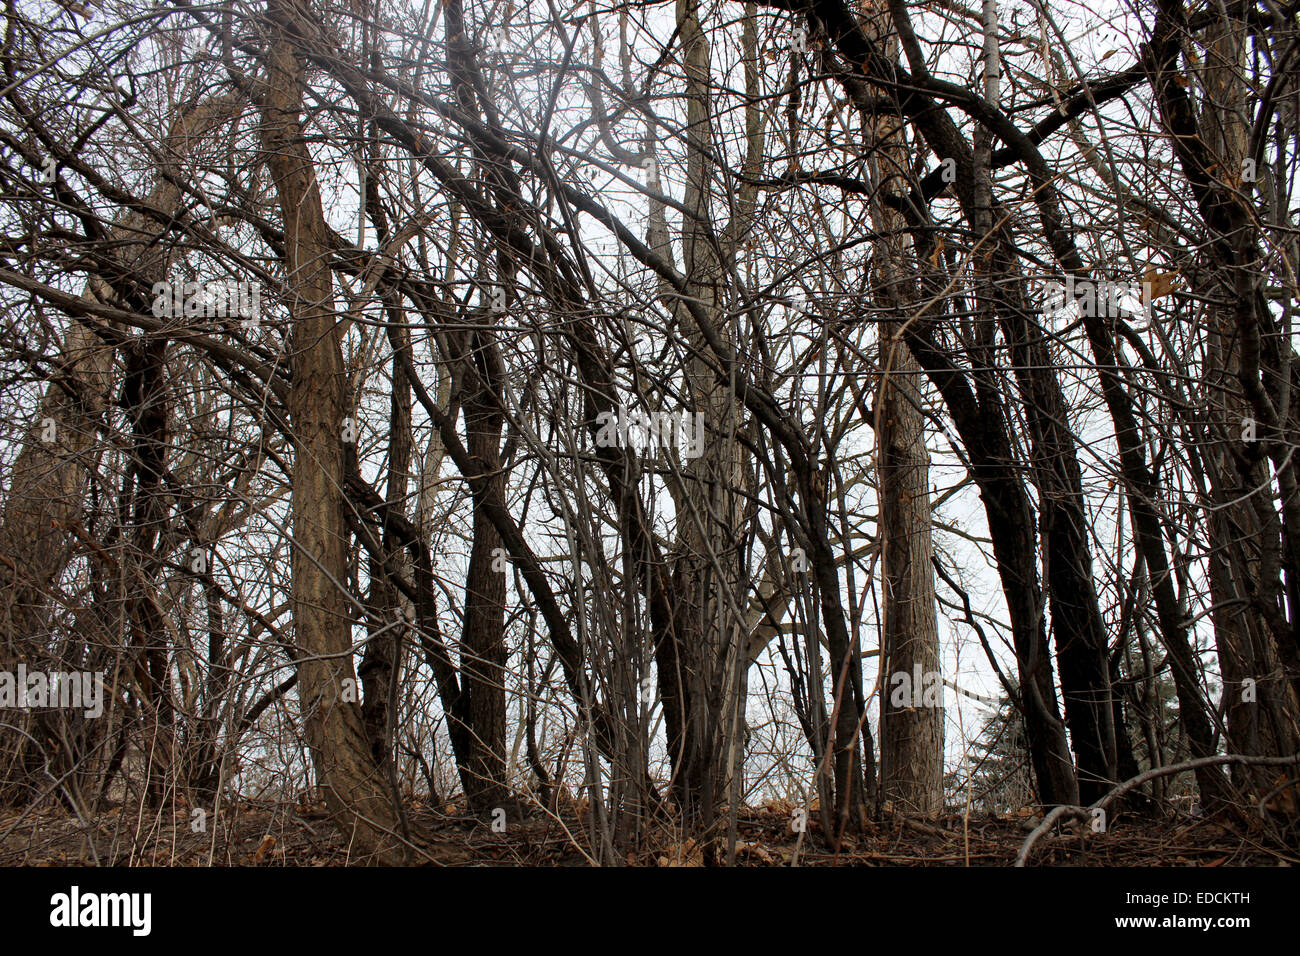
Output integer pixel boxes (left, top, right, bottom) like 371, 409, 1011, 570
453, 312, 510, 813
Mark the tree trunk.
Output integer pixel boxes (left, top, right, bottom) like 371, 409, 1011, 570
454, 318, 510, 813
259, 0, 403, 863
859, 11, 945, 815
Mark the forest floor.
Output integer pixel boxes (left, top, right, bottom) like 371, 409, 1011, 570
2, 797, 1296, 866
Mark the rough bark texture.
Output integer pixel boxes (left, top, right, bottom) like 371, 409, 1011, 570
860, 12, 945, 815
1198, 15, 1300, 788
260, 0, 403, 863
878, 341, 943, 812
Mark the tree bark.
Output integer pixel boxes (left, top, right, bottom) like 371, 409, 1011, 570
259, 0, 403, 862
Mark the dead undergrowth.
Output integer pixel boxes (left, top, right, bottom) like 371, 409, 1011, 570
2, 798, 1295, 866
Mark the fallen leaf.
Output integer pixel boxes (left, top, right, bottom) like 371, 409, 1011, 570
657, 838, 704, 867
250, 835, 276, 865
